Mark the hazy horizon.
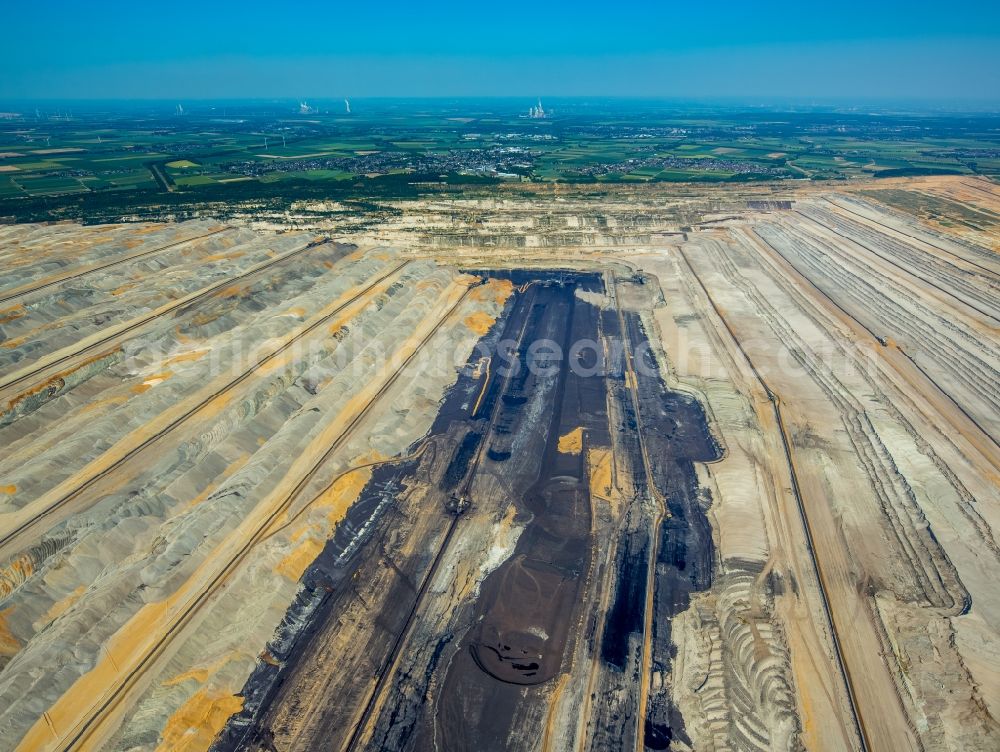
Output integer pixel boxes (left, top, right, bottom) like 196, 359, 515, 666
3, 1, 999, 102
4, 96, 1000, 116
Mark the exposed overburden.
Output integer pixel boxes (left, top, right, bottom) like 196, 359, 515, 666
0, 175, 998, 752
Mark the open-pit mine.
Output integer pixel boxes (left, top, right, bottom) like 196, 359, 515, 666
0, 175, 998, 752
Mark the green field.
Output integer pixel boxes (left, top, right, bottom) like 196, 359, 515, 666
165, 159, 199, 169
1, 100, 998, 222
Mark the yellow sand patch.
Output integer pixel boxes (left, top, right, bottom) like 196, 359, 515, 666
174, 325, 194, 344
0, 554, 33, 603
40, 586, 86, 625
352, 448, 390, 465
155, 687, 243, 752
138, 370, 173, 390
255, 351, 295, 378
766, 152, 787, 158
0, 607, 22, 660
0, 165, 20, 173
163, 349, 210, 366
182, 483, 219, 514
313, 467, 373, 528
110, 282, 138, 296
189, 310, 228, 331
282, 306, 307, 318
276, 535, 325, 581
196, 390, 235, 422
1, 334, 29, 349
164, 667, 211, 688
275, 462, 376, 581
542, 672, 571, 749
226, 453, 250, 474
215, 284, 245, 299
558, 427, 584, 454
469, 278, 514, 304
464, 311, 495, 335
0, 304, 25, 324
201, 250, 245, 263
80, 394, 130, 414
162, 653, 240, 689
0, 484, 16, 495
471, 362, 492, 417
3, 553, 32, 582
587, 448, 614, 500
260, 651, 280, 667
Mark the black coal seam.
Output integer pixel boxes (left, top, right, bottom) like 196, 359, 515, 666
623, 311, 721, 751
210, 276, 546, 750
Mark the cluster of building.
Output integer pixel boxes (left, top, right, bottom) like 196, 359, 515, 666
225, 146, 536, 179
575, 155, 788, 177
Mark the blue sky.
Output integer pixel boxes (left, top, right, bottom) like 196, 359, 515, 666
3, 0, 999, 101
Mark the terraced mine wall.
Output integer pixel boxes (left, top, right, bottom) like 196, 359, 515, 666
209, 268, 722, 752
625, 312, 722, 749
211, 288, 523, 750
7, 178, 995, 752
0, 223, 514, 751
